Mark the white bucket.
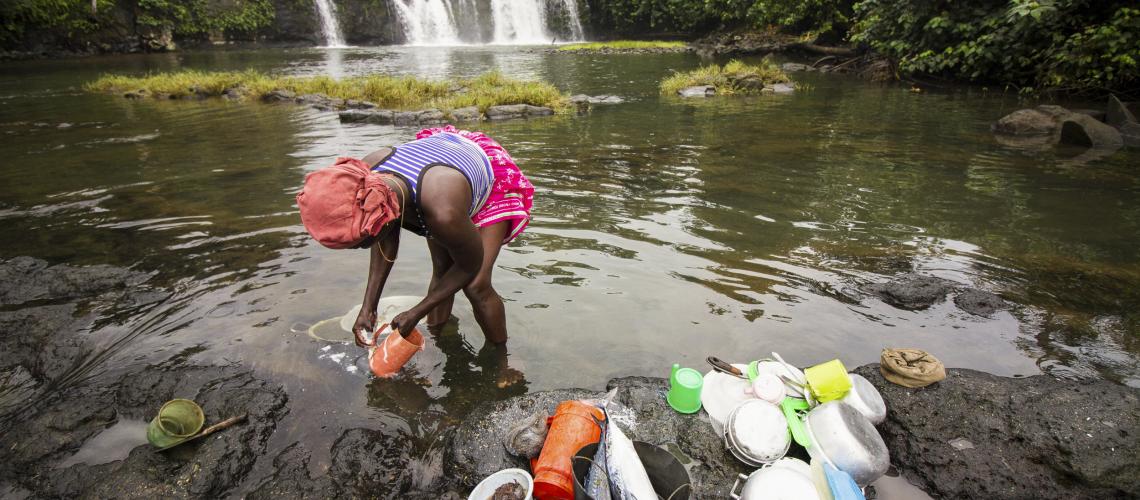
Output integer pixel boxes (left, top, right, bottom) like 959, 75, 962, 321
468, 468, 534, 500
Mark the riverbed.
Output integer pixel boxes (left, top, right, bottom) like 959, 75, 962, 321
1, 45, 1138, 494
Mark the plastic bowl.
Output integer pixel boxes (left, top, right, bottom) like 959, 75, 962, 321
468, 468, 533, 500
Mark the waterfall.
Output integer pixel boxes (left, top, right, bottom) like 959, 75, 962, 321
391, 0, 585, 45
490, 0, 548, 44
556, 0, 584, 41
314, 0, 346, 47
392, 0, 462, 45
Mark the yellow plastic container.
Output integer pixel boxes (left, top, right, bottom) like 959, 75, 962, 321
804, 359, 852, 403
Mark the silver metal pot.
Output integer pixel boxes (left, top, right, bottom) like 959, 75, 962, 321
729, 458, 820, 500
841, 373, 887, 425
723, 400, 790, 466
798, 401, 889, 486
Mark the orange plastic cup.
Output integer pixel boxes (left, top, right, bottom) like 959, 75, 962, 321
533, 400, 605, 500
368, 324, 424, 378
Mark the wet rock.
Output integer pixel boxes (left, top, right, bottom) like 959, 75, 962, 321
678, 85, 715, 98
221, 87, 245, 100
781, 63, 815, 72
261, 90, 296, 103
1106, 95, 1140, 148
450, 106, 481, 122
123, 89, 148, 99
852, 364, 1140, 499
449, 377, 752, 498
327, 427, 416, 496
1059, 113, 1123, 150
0, 256, 150, 307
864, 274, 956, 310
1106, 94, 1137, 128
450, 387, 594, 483
339, 109, 395, 124
992, 108, 1059, 136
23, 364, 288, 498
1071, 109, 1107, 122
295, 93, 344, 111
767, 82, 796, 94
734, 76, 767, 91
1121, 122, 1140, 149
344, 99, 377, 110
953, 289, 1005, 317
485, 104, 554, 120
249, 443, 337, 498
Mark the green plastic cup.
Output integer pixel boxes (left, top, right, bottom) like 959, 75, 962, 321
667, 363, 703, 414
147, 399, 205, 449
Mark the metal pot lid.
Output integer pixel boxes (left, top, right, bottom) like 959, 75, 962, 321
804, 401, 889, 486
842, 374, 887, 425
726, 400, 790, 464
736, 464, 821, 500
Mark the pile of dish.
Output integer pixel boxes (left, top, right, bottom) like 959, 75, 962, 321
702, 354, 889, 500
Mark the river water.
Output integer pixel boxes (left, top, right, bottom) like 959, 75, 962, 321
1, 46, 1138, 493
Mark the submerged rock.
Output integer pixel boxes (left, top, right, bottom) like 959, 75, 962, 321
864, 274, 955, 310
953, 289, 1005, 317
1058, 113, 1123, 150
678, 86, 716, 98
852, 365, 1140, 499
485, 104, 554, 120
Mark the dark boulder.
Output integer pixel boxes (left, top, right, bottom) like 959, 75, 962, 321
261, 90, 296, 103
852, 364, 1140, 499
992, 108, 1059, 136
1058, 113, 1124, 150
864, 274, 955, 310
449, 377, 753, 498
450, 106, 482, 122
0, 256, 150, 307
1106, 94, 1137, 128
485, 104, 554, 120
953, 289, 1005, 317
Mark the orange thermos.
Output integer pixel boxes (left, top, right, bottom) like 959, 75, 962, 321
532, 400, 605, 500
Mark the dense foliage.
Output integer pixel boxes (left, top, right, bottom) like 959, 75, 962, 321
850, 0, 1138, 93
1, 0, 115, 46
136, 0, 275, 38
587, 0, 1137, 92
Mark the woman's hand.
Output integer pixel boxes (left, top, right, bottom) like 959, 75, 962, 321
352, 308, 377, 347
390, 308, 425, 339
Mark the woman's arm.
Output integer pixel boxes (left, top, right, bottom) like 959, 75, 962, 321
352, 226, 400, 346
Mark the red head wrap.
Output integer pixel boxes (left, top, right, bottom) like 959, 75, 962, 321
296, 157, 401, 249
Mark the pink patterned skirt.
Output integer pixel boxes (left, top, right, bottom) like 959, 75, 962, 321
416, 125, 534, 244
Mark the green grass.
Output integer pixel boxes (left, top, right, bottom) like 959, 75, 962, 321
660, 59, 793, 95
86, 70, 569, 112
557, 40, 688, 52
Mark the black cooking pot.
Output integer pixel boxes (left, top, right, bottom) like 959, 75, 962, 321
571, 441, 691, 500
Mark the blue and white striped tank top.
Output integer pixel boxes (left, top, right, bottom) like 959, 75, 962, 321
372, 132, 494, 217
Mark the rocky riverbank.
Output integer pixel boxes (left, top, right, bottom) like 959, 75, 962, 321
2, 255, 1137, 498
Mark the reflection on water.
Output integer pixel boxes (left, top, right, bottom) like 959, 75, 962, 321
57, 419, 149, 468
1, 45, 1139, 493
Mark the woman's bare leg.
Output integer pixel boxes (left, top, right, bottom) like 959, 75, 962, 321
462, 221, 510, 344
426, 238, 455, 329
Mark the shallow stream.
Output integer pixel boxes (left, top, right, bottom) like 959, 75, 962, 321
1, 45, 1138, 494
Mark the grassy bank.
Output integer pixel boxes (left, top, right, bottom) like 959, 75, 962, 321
86, 70, 569, 112
557, 40, 687, 52
660, 60, 792, 95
